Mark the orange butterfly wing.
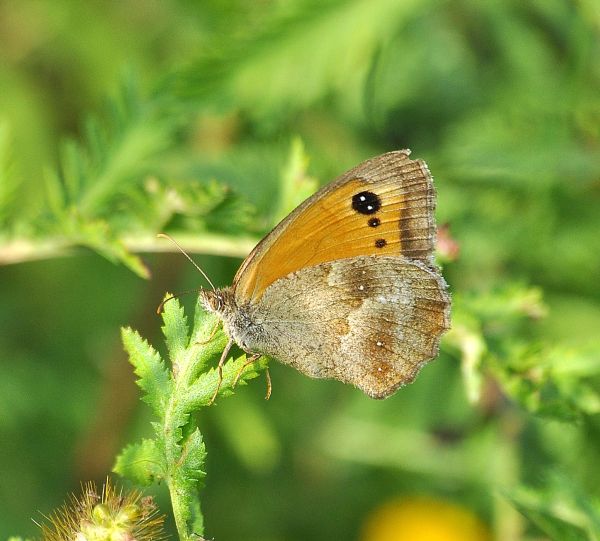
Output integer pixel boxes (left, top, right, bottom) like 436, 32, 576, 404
233, 150, 437, 303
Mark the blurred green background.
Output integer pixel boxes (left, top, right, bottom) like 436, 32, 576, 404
1, 1, 600, 540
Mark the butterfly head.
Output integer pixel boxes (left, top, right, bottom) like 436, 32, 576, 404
199, 287, 236, 320
199, 287, 259, 352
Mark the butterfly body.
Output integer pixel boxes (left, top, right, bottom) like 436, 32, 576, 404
200, 150, 451, 399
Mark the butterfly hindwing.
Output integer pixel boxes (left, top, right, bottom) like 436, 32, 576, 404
244, 255, 450, 398
233, 150, 437, 303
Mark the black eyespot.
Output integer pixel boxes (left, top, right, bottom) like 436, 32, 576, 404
352, 191, 381, 215
368, 217, 380, 227
375, 238, 387, 248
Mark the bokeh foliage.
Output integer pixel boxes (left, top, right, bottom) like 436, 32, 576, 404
0, 1, 599, 540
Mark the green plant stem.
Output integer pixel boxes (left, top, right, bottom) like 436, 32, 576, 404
0, 238, 74, 265
163, 335, 207, 541
163, 395, 191, 540
0, 233, 258, 266
492, 412, 524, 541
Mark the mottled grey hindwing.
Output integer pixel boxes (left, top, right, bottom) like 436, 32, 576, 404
240, 255, 451, 398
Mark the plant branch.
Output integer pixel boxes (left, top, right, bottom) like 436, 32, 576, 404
0, 233, 259, 267
115, 296, 268, 541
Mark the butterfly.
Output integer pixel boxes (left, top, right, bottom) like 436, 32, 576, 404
200, 150, 451, 399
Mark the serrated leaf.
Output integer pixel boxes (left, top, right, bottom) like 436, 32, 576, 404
186, 307, 230, 383
190, 299, 221, 345
121, 327, 172, 417
179, 428, 207, 486
68, 215, 150, 278
119, 276, 266, 541
184, 351, 269, 409
188, 499, 204, 537
161, 294, 189, 362
113, 439, 165, 486
168, 429, 207, 537
70, 77, 177, 217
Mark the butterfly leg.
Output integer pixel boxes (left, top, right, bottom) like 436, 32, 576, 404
208, 338, 233, 405
196, 319, 221, 345
264, 367, 272, 400
232, 353, 262, 388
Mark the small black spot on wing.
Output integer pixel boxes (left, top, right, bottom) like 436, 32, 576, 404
368, 217, 380, 227
375, 238, 387, 248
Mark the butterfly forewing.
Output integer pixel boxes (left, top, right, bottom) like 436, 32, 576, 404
233, 150, 437, 303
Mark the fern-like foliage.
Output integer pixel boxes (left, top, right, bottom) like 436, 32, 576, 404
446, 284, 600, 421
0, 75, 259, 276
507, 474, 600, 541
114, 295, 267, 540
169, 0, 417, 124
39, 77, 177, 277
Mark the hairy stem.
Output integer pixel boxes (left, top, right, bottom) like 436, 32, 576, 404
163, 396, 195, 540
163, 338, 206, 540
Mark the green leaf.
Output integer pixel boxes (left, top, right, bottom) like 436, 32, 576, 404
172, 0, 432, 124
161, 294, 189, 363
179, 428, 207, 486
184, 350, 269, 409
67, 77, 177, 216
190, 300, 221, 345
496, 343, 600, 421
168, 429, 207, 536
43, 167, 67, 220
113, 439, 165, 486
272, 137, 319, 224
63, 212, 150, 278
507, 476, 600, 541
446, 286, 600, 421
121, 327, 172, 417
187, 301, 229, 381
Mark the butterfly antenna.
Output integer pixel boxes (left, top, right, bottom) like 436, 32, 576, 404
156, 289, 203, 314
157, 233, 216, 291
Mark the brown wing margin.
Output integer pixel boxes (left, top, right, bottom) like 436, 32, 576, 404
233, 150, 438, 302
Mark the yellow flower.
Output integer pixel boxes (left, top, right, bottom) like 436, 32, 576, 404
361, 496, 491, 541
